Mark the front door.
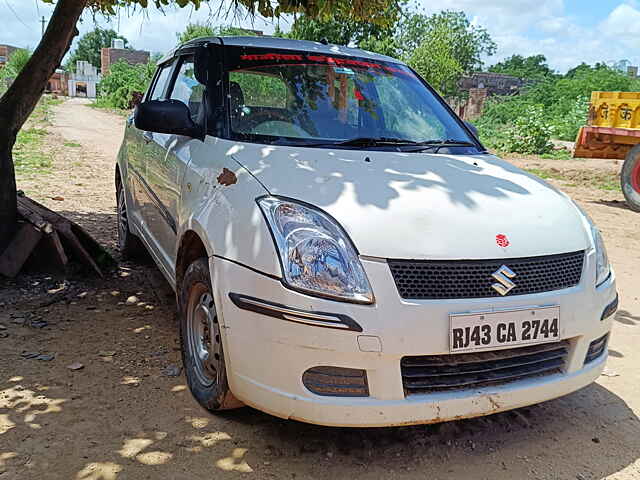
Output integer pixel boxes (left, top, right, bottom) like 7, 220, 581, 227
144, 55, 206, 278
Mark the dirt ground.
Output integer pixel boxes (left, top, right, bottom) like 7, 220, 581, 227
1, 98, 639, 480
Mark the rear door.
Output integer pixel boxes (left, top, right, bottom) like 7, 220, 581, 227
144, 54, 206, 279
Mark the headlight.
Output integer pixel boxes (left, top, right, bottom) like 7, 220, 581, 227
258, 197, 374, 304
593, 227, 611, 286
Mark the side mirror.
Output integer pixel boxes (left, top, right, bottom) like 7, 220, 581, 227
134, 99, 203, 139
465, 121, 479, 138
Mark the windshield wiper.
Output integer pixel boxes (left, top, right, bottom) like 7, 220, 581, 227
410, 139, 478, 153
305, 137, 423, 148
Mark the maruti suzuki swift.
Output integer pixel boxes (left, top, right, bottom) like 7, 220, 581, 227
115, 36, 618, 426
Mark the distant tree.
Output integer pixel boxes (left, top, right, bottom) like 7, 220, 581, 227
565, 62, 610, 78
286, 3, 402, 57
489, 54, 554, 79
0, 49, 32, 96
97, 59, 156, 109
407, 23, 463, 95
66, 27, 128, 71
0, 49, 32, 80
177, 23, 258, 43
402, 11, 496, 96
177, 22, 215, 43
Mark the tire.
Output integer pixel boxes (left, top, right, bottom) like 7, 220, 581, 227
621, 145, 640, 213
179, 258, 242, 411
116, 181, 146, 259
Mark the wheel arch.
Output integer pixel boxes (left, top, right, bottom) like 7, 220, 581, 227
176, 227, 211, 296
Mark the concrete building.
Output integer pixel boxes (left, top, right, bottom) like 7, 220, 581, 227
68, 61, 101, 98
47, 69, 68, 96
459, 72, 526, 96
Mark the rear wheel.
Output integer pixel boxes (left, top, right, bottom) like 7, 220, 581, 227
179, 258, 242, 412
116, 182, 146, 258
621, 145, 640, 212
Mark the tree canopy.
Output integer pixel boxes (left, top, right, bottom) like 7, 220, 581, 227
66, 27, 129, 71
401, 10, 496, 96
489, 54, 554, 79
286, 2, 401, 57
177, 23, 258, 43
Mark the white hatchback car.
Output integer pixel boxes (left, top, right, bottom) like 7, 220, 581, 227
116, 36, 618, 427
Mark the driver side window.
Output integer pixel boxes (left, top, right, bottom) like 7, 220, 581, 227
148, 63, 173, 100
169, 56, 204, 122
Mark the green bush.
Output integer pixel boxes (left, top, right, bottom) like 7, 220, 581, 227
548, 96, 589, 141
96, 60, 155, 109
476, 63, 640, 154
503, 105, 554, 154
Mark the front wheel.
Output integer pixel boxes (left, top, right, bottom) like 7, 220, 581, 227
179, 258, 242, 412
621, 145, 640, 212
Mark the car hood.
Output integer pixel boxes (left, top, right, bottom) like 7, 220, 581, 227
228, 142, 590, 260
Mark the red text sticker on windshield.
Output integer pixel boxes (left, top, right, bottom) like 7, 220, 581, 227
496, 234, 510, 248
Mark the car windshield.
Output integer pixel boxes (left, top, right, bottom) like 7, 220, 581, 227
225, 49, 478, 151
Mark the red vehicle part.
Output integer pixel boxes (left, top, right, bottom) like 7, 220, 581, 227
621, 145, 640, 212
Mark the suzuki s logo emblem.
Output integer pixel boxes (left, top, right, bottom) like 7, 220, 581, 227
492, 265, 517, 296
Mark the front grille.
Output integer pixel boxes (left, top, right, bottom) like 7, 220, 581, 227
388, 251, 585, 299
401, 341, 569, 395
585, 334, 608, 364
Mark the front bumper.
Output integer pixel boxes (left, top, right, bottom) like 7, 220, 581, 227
211, 254, 617, 427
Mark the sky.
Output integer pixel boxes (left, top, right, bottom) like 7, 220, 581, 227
1, 0, 639, 73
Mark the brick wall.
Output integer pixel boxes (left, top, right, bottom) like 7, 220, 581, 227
101, 48, 150, 75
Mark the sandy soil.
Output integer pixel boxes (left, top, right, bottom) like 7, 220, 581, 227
1, 99, 639, 480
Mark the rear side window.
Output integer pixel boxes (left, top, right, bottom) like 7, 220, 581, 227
148, 64, 172, 100
170, 56, 205, 121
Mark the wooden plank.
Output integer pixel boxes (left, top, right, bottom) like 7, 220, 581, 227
55, 222, 104, 277
16, 195, 114, 276
0, 224, 43, 277
17, 201, 53, 234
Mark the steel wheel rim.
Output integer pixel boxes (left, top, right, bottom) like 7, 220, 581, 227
117, 188, 128, 248
185, 283, 221, 387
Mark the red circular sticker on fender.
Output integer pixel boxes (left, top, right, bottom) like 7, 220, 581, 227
496, 234, 510, 248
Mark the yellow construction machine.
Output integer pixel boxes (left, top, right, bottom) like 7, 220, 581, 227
574, 91, 640, 211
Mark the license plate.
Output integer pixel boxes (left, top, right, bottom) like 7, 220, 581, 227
449, 306, 560, 353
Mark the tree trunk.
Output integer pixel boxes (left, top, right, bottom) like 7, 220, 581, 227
0, 137, 17, 253
0, 0, 87, 252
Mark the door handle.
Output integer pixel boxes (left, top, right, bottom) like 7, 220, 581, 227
142, 132, 153, 144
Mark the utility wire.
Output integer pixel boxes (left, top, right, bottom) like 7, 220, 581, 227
3, 0, 30, 31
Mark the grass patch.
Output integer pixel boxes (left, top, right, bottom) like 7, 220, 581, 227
89, 101, 131, 117
539, 149, 573, 160
525, 167, 621, 192
14, 127, 51, 175
64, 141, 81, 148
525, 168, 565, 181
13, 95, 62, 180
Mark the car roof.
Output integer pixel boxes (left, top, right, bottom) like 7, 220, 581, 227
158, 35, 404, 66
